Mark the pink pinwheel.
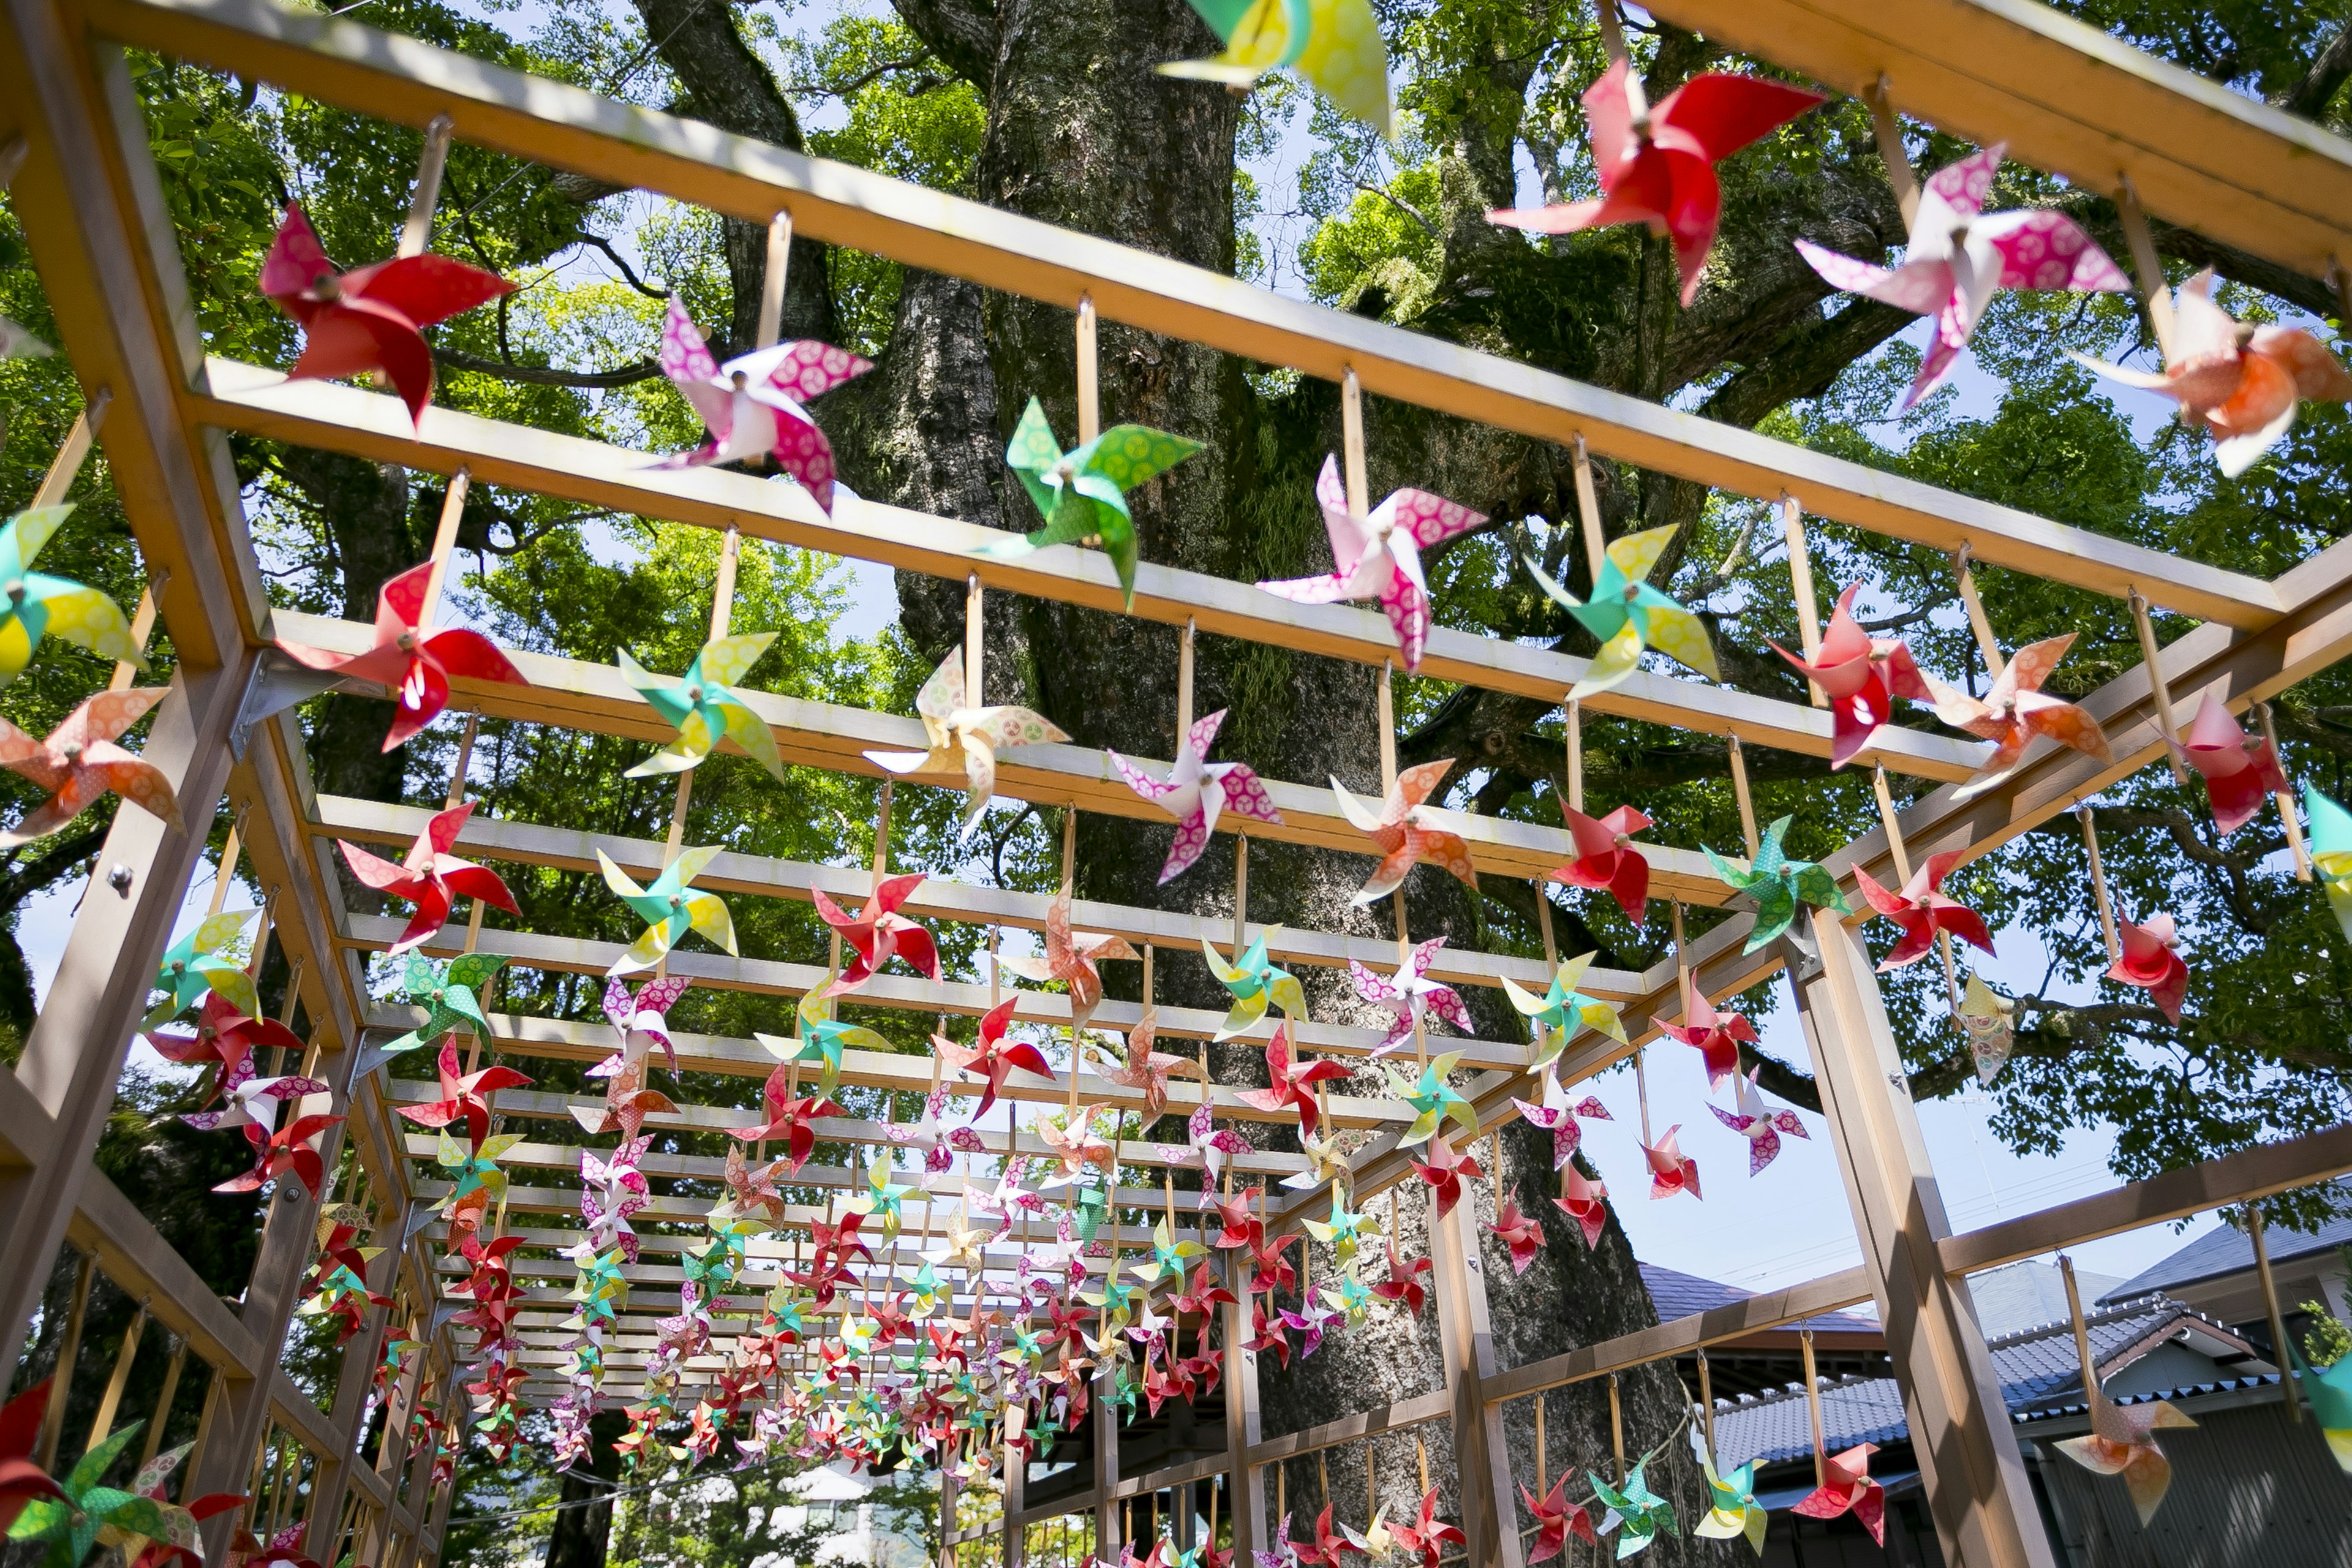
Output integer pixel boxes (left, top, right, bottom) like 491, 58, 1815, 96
396, 1038, 531, 1152
1656, 978, 1757, 1093
1511, 1071, 1613, 1170
147, 992, 303, 1111
1487, 1197, 1546, 1275
888, 1085, 989, 1172
182, 1072, 329, 1137
1110, 709, 1284, 882
335, 801, 518, 955
1793, 1443, 1887, 1546
277, 560, 529, 752
1255, 456, 1484, 672
815, 872, 943, 995
1924, 633, 2113, 800
579, 1136, 651, 1261
211, 1090, 341, 1199
1549, 802, 1653, 924
652, 298, 873, 511
1554, 1164, 1609, 1249
1235, 1022, 1349, 1138
592, 974, 688, 1078
258, 203, 514, 424
0, 688, 181, 847
1185, 1099, 1249, 1189
1489, 59, 1825, 304
1410, 1133, 1484, 1219
1280, 1299, 1342, 1360
996, 887, 1137, 1028
1349, 936, 1472, 1055
2108, 913, 2189, 1022
1708, 1068, 1809, 1175
2170, 691, 2290, 835
1642, 1126, 1701, 1200
1330, 759, 1476, 904
1853, 850, 1996, 971
937, 998, 1054, 1116
1771, 584, 1932, 768
1797, 145, 2129, 409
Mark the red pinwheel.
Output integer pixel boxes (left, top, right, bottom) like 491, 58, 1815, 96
1409, 1133, 1484, 1220
1555, 1165, 1610, 1249
395, 1038, 530, 1151
730, 1061, 845, 1175
1642, 1127, 1701, 1200
2109, 913, 2189, 1023
277, 560, 529, 752
1246, 1231, 1301, 1295
259, 203, 514, 424
936, 998, 1052, 1116
1793, 1442, 1887, 1546
1289, 1506, 1362, 1568
218, 1103, 343, 1200
1487, 1197, 1546, 1275
1392, 1488, 1468, 1568
1773, 584, 1934, 769
336, 802, 518, 955
1172, 1261, 1237, 1322
2171, 691, 2290, 835
815, 872, 943, 996
1370, 1235, 1433, 1314
1853, 850, 1995, 971
1657, 978, 1757, 1093
1488, 59, 1824, 304
0, 1381, 63, 1531
1549, 802, 1653, 924
146, 992, 303, 1110
1519, 1474, 1599, 1564
1210, 1188, 1263, 1253
1235, 1022, 1349, 1138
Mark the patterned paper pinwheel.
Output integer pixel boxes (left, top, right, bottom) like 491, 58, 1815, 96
1330, 760, 1476, 904
598, 846, 737, 976
991, 398, 1204, 608
0, 505, 145, 686
888, 1085, 989, 1172
1409, 1134, 1483, 1219
2076, 267, 2352, 477
1235, 1022, 1348, 1137
1555, 1164, 1610, 1249
1349, 937, 1472, 1055
1098, 1011, 1205, 1120
1797, 144, 2129, 409
1691, 1431, 1768, 1555
758, 987, 891, 1084
1128, 1218, 1207, 1287
1550, 803, 1653, 925
1771, 584, 1934, 769
1285, 1507, 1359, 1568
579, 1137, 651, 1260
146, 993, 301, 1109
1853, 851, 1995, 972
1706, 815, 1853, 952
865, 646, 1068, 835
378, 951, 508, 1056
595, 974, 688, 1077
100, 1441, 245, 1568
1398, 1050, 1478, 1147
2169, 692, 2291, 836
208, 1086, 341, 1200
576, 1046, 676, 1139
1487, 1197, 1546, 1275
1185, 1100, 1250, 1187
1109, 708, 1284, 883
1642, 1126, 1701, 1200
397, 1038, 532, 1153
259, 203, 514, 425
1511, 1071, 1613, 1170
1202, 930, 1308, 1039
10, 1408, 205, 1568
2108, 912, 2189, 1023
1959, 972, 2018, 1087
1501, 951, 1627, 1069
850, 1158, 916, 1242
1708, 1068, 1809, 1177
1792, 1442, 1886, 1545
619, 632, 783, 782
1924, 633, 2113, 799
146, 909, 261, 1028
815, 872, 943, 995
933, 998, 1052, 1116
651, 297, 873, 510
0, 688, 181, 846
1390, 1488, 1466, 1568
2310, 786, 2352, 943
277, 558, 527, 752
2290, 1341, 2352, 1476
338, 802, 518, 956
1522, 524, 1720, 696
1592, 1458, 1679, 1556
1255, 456, 1484, 672
1490, 59, 1824, 304
1519, 1474, 1598, 1564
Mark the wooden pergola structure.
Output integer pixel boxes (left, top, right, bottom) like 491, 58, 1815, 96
2, 0, 2351, 1566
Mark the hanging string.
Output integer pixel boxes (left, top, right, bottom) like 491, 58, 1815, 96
2128, 588, 2192, 784
2254, 702, 2314, 880
1782, 497, 1825, 708
2113, 174, 2178, 361
1800, 1329, 1826, 1491
1950, 546, 2006, 688
1872, 763, 1964, 1025
1696, 1347, 1716, 1460
2078, 803, 2123, 967
1727, 734, 1760, 859
33, 389, 113, 510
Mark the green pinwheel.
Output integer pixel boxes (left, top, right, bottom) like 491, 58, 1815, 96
756, 982, 892, 1085
998, 1324, 1049, 1369
1523, 521, 1719, 698
1129, 1216, 1207, 1286
1107, 1363, 1142, 1417
435, 1129, 524, 1213
8, 1417, 172, 1568
1500, 951, 1628, 1070
850, 1158, 914, 1240
380, 951, 508, 1055
839, 1307, 878, 1355
1399, 1050, 1478, 1147
620, 632, 785, 783
909, 1261, 948, 1318
990, 398, 1203, 608
598, 846, 737, 976
0, 505, 147, 688
1071, 1182, 1112, 1245
2291, 1340, 2352, 1473
1303, 1190, 1378, 1268
1202, 929, 1307, 1040
145, 908, 259, 1027
1591, 1458, 1677, 1558
2309, 786, 2352, 943
1691, 1429, 1768, 1554
1706, 815, 1853, 952
687, 1223, 755, 1292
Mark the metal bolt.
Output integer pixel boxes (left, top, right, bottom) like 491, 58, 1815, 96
107, 864, 133, 895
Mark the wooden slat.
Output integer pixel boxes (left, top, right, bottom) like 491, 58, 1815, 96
1243, 1389, 1453, 1465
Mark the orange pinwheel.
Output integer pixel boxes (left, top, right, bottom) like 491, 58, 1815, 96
815, 872, 943, 996
1330, 759, 1475, 904
1793, 1442, 1887, 1545
2053, 1379, 2198, 1523
277, 559, 529, 750
937, 998, 1052, 1116
1925, 634, 2112, 800
995, 886, 1137, 1027
0, 688, 180, 846
335, 801, 518, 954
1550, 802, 1653, 924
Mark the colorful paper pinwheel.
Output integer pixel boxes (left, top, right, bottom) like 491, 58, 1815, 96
620, 632, 783, 782
338, 802, 517, 956
759, 986, 891, 1084
1792, 1442, 1886, 1545
573, 1054, 674, 1140
1389, 1489, 1464, 1568
1520, 1474, 1598, 1564
1202, 929, 1307, 1039
1550, 802, 1653, 925
1110, 708, 1283, 883
867, 644, 1068, 834
2107, 911, 2188, 1023
815, 872, 943, 995
2310, 786, 2352, 943
0, 1381, 64, 1532
1349, 936, 1472, 1055
1771, 584, 1933, 769
2169, 691, 2290, 836
992, 398, 1203, 608
1643, 1127, 1700, 1200
146, 908, 260, 1028
1236, 1023, 1348, 1137
1924, 633, 2112, 799
1186, 1099, 1250, 1186
2076, 267, 2352, 477
0, 505, 145, 686
1691, 1431, 1768, 1555
1591, 1458, 1677, 1556
1502, 951, 1627, 1069
579, 1137, 651, 1260
146, 993, 301, 1109
276, 558, 527, 752
2289, 1342, 2352, 1475
1555, 1165, 1610, 1248
598, 846, 736, 976
1797, 144, 2128, 409
213, 1090, 342, 1200
379, 951, 508, 1057
596, 974, 688, 1077
1854, 850, 1995, 972
1706, 815, 1853, 952
1255, 456, 1483, 672
1708, 1068, 1809, 1176
1162, 0, 1393, 129
1398, 1050, 1478, 1147
1330, 760, 1476, 904
1959, 971, 2018, 1087
651, 297, 873, 510
1371, 1235, 1432, 1314
1490, 59, 1824, 304
934, 998, 1052, 1115
1523, 524, 1720, 696
0, 688, 180, 847
1410, 1133, 1483, 1219
11, 1410, 200, 1568
1099, 1011, 1205, 1120
397, 1039, 532, 1152
1488, 1197, 1546, 1275
1512, 1071, 1613, 1170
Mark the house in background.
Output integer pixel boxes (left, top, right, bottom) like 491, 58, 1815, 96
2099, 1188, 2352, 1365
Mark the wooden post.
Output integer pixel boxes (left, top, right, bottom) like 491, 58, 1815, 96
2248, 1204, 2302, 1422
34, 1251, 95, 1469
1431, 1191, 1508, 1568
86, 1300, 148, 1450
306, 1235, 405, 1548
1219, 1282, 1264, 1556
1784, 497, 1825, 707
1094, 1349, 1122, 1563
1003, 1404, 1027, 1568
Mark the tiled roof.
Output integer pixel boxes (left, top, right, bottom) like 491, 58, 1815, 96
2101, 1180, 2352, 1302
1638, 1262, 1882, 1338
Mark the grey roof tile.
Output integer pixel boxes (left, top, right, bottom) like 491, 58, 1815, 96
2100, 1180, 2352, 1302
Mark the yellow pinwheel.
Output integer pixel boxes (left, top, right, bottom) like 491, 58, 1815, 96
598, 846, 737, 976
1499, 951, 1627, 1070
1523, 521, 1719, 697
1162, 0, 1392, 137
0, 505, 146, 685
864, 646, 1068, 836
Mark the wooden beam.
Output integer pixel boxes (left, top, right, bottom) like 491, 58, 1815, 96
1242, 1390, 1452, 1466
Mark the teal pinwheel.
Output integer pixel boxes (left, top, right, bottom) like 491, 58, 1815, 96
598, 846, 737, 976
1322, 1268, 1373, 1329
990, 397, 1203, 608
1706, 815, 1853, 952
838, 1307, 878, 1356
1201, 929, 1307, 1040
1399, 1050, 1477, 1147
1591, 1458, 1677, 1558
0, 505, 147, 687
2291, 1340, 2352, 1474
1302, 1189, 1378, 1268
1500, 951, 1628, 1070
620, 632, 785, 783
380, 951, 508, 1055
2309, 786, 2352, 943
1691, 1430, 1768, 1554
1523, 521, 1719, 698
435, 1129, 524, 1213
145, 908, 259, 1027
998, 1324, 1049, 1370
687, 1223, 753, 1292
908, 1261, 948, 1318
756, 982, 892, 1085
1071, 1182, 1112, 1245
1129, 1216, 1207, 1286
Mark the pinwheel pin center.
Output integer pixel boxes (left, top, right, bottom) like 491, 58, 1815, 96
3, 581, 23, 603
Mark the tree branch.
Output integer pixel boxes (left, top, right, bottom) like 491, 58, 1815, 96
2276, 22, 2352, 120
888, 0, 997, 89
434, 347, 663, 389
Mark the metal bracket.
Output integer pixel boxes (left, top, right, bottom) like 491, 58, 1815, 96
1779, 923, 1826, 985
228, 649, 370, 761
